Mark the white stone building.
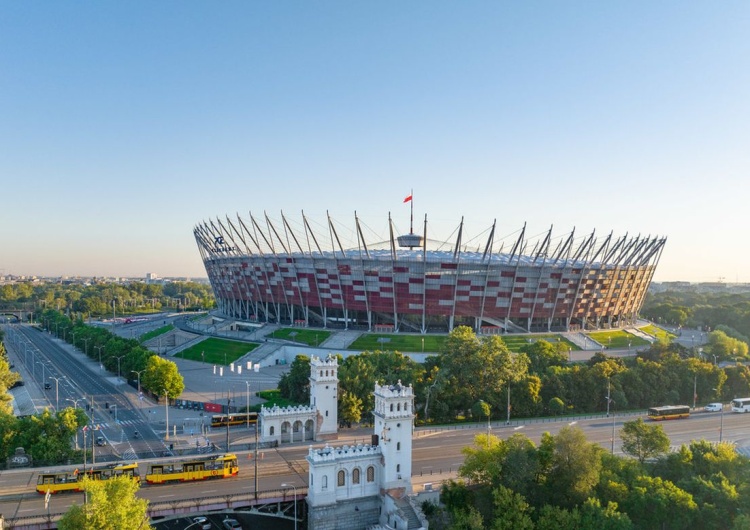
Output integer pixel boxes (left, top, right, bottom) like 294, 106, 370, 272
306, 381, 427, 530
260, 354, 339, 444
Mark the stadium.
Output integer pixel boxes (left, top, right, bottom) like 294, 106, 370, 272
194, 209, 665, 334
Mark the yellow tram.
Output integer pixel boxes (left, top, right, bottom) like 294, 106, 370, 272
36, 462, 140, 494
145, 453, 239, 484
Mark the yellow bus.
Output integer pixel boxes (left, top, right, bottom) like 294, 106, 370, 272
647, 405, 690, 421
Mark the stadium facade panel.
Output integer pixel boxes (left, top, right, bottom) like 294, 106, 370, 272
194, 212, 665, 333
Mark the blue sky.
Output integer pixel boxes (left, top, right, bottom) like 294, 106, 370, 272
2, 2, 748, 281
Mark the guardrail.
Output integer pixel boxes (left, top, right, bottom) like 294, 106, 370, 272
3, 486, 310, 529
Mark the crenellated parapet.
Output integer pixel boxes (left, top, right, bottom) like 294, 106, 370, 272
307, 443, 382, 463
260, 404, 316, 418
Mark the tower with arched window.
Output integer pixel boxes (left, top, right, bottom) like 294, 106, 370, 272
373, 380, 414, 497
306, 379, 423, 529
309, 354, 338, 439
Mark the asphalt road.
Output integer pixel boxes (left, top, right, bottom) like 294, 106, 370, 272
1, 409, 748, 522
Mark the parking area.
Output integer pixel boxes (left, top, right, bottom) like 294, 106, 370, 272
152, 511, 296, 530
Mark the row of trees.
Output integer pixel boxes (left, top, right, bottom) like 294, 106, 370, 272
1, 328, 90, 465
427, 424, 750, 530
0, 279, 214, 318
642, 288, 750, 348
0, 312, 184, 465
279, 326, 748, 427
39, 309, 185, 401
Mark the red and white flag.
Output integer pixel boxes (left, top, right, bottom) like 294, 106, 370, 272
403, 194, 413, 203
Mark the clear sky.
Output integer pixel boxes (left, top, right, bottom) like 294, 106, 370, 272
2, 2, 748, 282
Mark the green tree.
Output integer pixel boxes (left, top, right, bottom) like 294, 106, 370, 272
548, 396, 565, 415
621, 475, 697, 530
489, 485, 534, 530
277, 355, 311, 404
544, 426, 603, 507
57, 475, 152, 530
338, 390, 363, 426
620, 418, 670, 464
141, 356, 184, 399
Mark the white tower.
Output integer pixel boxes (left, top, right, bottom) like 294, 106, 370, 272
309, 354, 338, 440
373, 380, 414, 497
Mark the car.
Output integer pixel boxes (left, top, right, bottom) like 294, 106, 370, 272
705, 403, 723, 412
222, 518, 242, 529
192, 516, 211, 530
44, 382, 52, 390
95, 437, 107, 446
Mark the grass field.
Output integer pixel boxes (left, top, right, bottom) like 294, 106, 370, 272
348, 333, 448, 353
587, 330, 650, 349
347, 332, 579, 353
267, 328, 332, 346
639, 324, 676, 342
139, 325, 173, 343
501, 334, 580, 352
178, 337, 260, 365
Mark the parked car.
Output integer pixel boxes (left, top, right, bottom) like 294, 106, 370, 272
95, 437, 107, 446
44, 382, 52, 390
222, 518, 242, 529
705, 403, 723, 412
192, 516, 211, 529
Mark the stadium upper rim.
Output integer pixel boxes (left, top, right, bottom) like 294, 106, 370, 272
193, 211, 666, 268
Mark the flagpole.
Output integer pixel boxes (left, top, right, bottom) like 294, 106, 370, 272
410, 188, 414, 234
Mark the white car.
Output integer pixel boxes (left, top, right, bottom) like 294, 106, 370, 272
222, 519, 242, 530
705, 403, 723, 412
192, 516, 211, 530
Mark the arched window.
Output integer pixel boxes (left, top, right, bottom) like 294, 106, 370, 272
322, 475, 328, 489
397, 442, 401, 451
404, 402, 409, 411
397, 464, 401, 472
269, 426, 275, 436
337, 470, 346, 487
352, 468, 360, 484
366, 466, 375, 482
320, 370, 323, 377
390, 403, 393, 412
397, 403, 401, 411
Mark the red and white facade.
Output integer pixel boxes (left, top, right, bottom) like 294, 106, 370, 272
194, 212, 665, 333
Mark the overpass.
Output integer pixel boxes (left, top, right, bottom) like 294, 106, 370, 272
2, 486, 306, 530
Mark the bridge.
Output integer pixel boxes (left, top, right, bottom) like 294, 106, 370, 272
3, 486, 307, 529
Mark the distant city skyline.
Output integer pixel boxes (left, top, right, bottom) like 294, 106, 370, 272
2, 3, 749, 282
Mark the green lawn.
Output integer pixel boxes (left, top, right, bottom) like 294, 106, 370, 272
140, 324, 173, 343
348, 332, 579, 353
267, 328, 332, 346
501, 334, 580, 352
178, 337, 260, 365
639, 324, 676, 342
587, 330, 649, 349
348, 333, 448, 353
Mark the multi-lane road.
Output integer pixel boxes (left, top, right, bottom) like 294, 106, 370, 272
3, 321, 750, 522
2, 408, 749, 520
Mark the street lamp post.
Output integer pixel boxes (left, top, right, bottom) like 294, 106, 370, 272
132, 370, 145, 408
506, 383, 511, 425
693, 373, 698, 410
67, 398, 83, 450
713, 387, 724, 442
245, 381, 252, 429
164, 390, 169, 441
607, 397, 616, 454
115, 355, 126, 382
49, 376, 63, 411
95, 345, 104, 369
280, 483, 298, 530
606, 378, 611, 417
36, 362, 47, 385
82, 337, 90, 358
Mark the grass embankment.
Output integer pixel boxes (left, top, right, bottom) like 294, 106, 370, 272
178, 337, 259, 365
268, 328, 332, 346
